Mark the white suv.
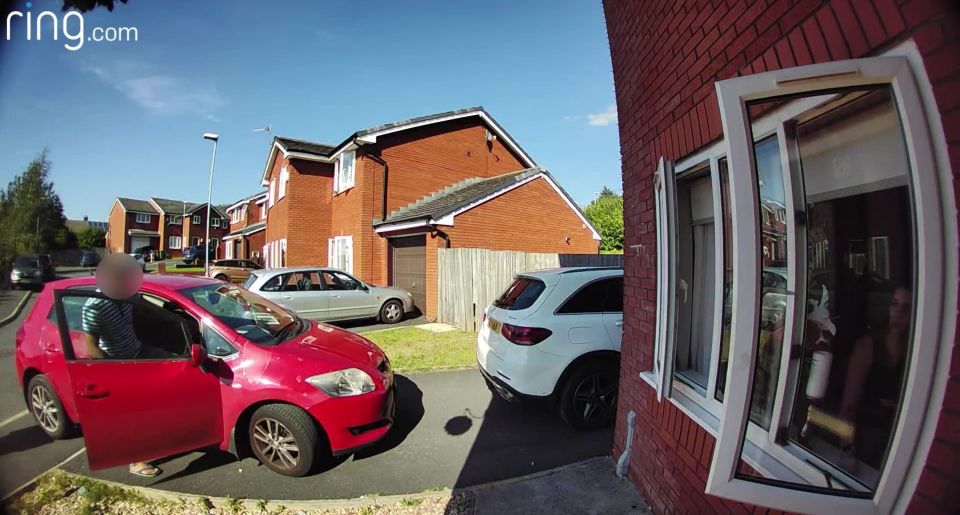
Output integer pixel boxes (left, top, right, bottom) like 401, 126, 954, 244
477, 267, 623, 430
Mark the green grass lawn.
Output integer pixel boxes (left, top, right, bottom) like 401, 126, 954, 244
364, 326, 477, 373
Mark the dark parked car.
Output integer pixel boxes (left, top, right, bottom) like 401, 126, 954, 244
80, 250, 100, 268
36, 254, 55, 281
182, 244, 216, 266
9, 255, 45, 289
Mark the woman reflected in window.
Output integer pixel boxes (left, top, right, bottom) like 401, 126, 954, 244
839, 285, 912, 469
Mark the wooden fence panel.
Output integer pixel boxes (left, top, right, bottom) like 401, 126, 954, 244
437, 248, 559, 332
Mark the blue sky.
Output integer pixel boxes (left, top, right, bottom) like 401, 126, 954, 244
0, 0, 620, 220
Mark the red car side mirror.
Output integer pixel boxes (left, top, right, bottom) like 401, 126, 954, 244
190, 344, 207, 368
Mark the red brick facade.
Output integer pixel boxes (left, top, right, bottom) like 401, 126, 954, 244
605, 0, 960, 513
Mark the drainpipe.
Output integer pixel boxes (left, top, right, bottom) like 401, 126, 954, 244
433, 229, 451, 248
365, 151, 389, 221
616, 410, 636, 478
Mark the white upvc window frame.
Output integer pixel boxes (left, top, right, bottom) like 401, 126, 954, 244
269, 178, 276, 208
168, 235, 182, 249
328, 235, 353, 274
642, 157, 678, 400
260, 203, 266, 220
135, 213, 151, 224
168, 215, 182, 225
278, 165, 289, 199
706, 54, 945, 515
665, 151, 728, 420
193, 215, 201, 225
211, 218, 220, 228
334, 150, 356, 194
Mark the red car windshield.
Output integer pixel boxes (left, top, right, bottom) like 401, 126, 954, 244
179, 283, 300, 345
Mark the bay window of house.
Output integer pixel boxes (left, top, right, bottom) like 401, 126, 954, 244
649, 51, 947, 513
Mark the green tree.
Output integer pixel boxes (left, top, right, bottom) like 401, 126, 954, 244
584, 188, 624, 252
0, 151, 72, 269
76, 227, 106, 249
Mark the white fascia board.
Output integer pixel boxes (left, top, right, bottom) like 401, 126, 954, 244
260, 143, 284, 186
111, 198, 126, 214
374, 220, 430, 233
333, 111, 536, 168
286, 150, 335, 163
147, 199, 166, 214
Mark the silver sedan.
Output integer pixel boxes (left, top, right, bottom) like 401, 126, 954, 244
242, 266, 416, 324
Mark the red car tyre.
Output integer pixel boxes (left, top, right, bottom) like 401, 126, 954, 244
27, 375, 74, 440
248, 404, 320, 477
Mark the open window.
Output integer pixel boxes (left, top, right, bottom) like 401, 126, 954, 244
704, 55, 944, 514
643, 157, 677, 401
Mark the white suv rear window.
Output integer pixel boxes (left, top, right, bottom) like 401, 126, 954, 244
493, 277, 545, 311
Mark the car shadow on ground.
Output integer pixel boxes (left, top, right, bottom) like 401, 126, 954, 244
352, 374, 424, 461
441, 387, 614, 508
329, 313, 426, 333
0, 425, 54, 457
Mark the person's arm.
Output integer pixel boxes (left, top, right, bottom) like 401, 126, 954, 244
83, 333, 105, 359
840, 336, 874, 425
81, 303, 106, 359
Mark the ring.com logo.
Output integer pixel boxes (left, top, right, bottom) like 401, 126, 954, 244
5, 2, 138, 51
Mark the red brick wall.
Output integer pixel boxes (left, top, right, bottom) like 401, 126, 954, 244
378, 117, 528, 214
285, 159, 334, 267
421, 176, 600, 319
604, 0, 960, 513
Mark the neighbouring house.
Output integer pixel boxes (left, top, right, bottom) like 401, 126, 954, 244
259, 107, 600, 317
221, 191, 267, 262
106, 197, 228, 257
65, 216, 109, 234
604, 1, 959, 514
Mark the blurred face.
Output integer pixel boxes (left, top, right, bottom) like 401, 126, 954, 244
95, 253, 143, 299
889, 287, 912, 333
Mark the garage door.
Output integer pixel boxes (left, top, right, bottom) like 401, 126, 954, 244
130, 236, 150, 252
392, 235, 426, 312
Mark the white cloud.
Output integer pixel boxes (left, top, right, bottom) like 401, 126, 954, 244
587, 104, 618, 126
84, 63, 227, 121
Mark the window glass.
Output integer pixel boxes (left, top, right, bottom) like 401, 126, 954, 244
494, 277, 546, 311
737, 87, 915, 494
260, 273, 287, 292
202, 323, 237, 357
716, 158, 733, 400
284, 271, 321, 291
180, 283, 297, 345
321, 271, 361, 291
674, 172, 716, 390
556, 277, 622, 314
57, 292, 191, 360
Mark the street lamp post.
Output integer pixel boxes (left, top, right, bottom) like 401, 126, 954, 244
203, 132, 220, 277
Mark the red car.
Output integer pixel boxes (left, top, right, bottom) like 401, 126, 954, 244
14, 275, 395, 476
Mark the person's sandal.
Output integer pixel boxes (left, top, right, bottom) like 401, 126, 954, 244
129, 464, 161, 477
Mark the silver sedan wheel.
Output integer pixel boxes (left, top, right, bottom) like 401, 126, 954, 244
384, 302, 402, 322
252, 418, 300, 471
31, 385, 60, 433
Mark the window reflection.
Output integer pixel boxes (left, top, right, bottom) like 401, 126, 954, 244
734, 87, 915, 494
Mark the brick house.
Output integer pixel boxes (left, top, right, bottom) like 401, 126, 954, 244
604, 1, 960, 514
221, 191, 267, 262
259, 107, 600, 317
106, 197, 228, 257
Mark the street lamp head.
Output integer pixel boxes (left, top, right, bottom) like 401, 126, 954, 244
203, 132, 219, 142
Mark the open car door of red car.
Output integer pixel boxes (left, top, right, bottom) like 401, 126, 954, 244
53, 290, 223, 471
